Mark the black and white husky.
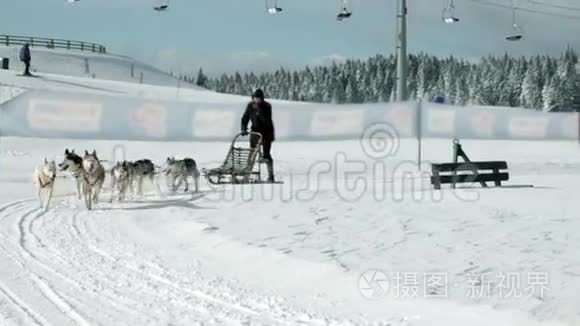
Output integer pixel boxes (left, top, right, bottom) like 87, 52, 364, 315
82, 150, 105, 210
33, 158, 56, 210
165, 157, 200, 193
110, 161, 130, 202
58, 149, 84, 200
126, 159, 157, 196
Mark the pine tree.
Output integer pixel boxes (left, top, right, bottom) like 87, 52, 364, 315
454, 75, 469, 106
345, 79, 354, 103
443, 65, 457, 104
542, 76, 558, 111
415, 57, 426, 100
506, 59, 524, 107
468, 71, 484, 105
555, 55, 577, 111
195, 68, 208, 88
520, 61, 542, 109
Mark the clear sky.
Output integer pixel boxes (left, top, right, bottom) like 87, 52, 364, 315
3, 0, 580, 75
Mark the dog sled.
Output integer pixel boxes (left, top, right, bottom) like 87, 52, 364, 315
204, 132, 273, 185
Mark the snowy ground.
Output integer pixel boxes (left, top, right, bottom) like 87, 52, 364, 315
0, 136, 578, 326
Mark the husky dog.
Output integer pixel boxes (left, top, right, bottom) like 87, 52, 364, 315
33, 158, 57, 210
110, 161, 130, 202
126, 159, 156, 196
165, 157, 200, 193
82, 150, 105, 210
58, 149, 84, 200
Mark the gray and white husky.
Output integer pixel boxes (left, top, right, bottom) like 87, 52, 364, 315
82, 150, 105, 210
58, 149, 84, 200
33, 158, 57, 210
165, 157, 200, 193
126, 159, 157, 196
110, 161, 130, 202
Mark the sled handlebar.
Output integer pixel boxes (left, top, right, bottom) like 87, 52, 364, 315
232, 131, 262, 148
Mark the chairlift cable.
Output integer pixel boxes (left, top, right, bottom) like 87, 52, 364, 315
469, 0, 580, 21
526, 0, 580, 13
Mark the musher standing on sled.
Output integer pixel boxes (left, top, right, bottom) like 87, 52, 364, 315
241, 89, 275, 183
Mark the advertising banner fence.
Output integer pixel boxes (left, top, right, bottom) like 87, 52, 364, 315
0, 89, 578, 142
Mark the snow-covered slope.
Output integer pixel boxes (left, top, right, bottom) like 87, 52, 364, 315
0, 46, 190, 88
0, 136, 578, 326
0, 69, 240, 102
0, 69, 305, 105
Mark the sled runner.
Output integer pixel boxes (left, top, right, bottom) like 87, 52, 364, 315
17, 73, 39, 78
203, 132, 267, 185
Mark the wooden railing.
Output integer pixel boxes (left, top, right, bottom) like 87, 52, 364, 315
0, 35, 107, 54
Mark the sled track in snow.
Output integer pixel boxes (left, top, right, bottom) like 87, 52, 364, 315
0, 200, 94, 326
0, 197, 321, 325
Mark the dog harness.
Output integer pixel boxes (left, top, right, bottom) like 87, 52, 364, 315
37, 176, 55, 189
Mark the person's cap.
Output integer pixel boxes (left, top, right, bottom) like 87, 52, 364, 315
252, 89, 265, 99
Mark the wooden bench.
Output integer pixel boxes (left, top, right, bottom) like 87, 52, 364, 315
431, 161, 509, 190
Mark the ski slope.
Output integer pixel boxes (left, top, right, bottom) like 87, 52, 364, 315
0, 69, 304, 106
0, 136, 578, 326
0, 46, 189, 89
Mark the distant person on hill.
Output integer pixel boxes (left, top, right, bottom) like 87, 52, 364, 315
19, 44, 31, 76
241, 89, 276, 183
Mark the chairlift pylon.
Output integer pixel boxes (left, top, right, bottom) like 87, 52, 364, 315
506, 6, 524, 41
265, 0, 282, 14
442, 0, 459, 24
337, 0, 352, 21
153, 0, 169, 12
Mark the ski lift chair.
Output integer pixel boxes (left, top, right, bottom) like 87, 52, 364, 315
267, 7, 283, 14
506, 7, 523, 41
337, 8, 352, 21
266, 0, 282, 14
336, 0, 352, 21
442, 10, 459, 23
442, 1, 459, 23
506, 24, 523, 41
154, 0, 169, 11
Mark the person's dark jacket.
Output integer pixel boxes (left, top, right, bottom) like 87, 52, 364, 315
241, 101, 275, 141
20, 46, 31, 62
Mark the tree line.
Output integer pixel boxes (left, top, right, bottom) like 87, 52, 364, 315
181, 48, 580, 111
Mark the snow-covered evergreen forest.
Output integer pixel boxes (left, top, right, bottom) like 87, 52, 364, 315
184, 48, 580, 111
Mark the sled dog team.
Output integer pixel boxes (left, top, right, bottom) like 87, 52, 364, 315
33, 149, 200, 211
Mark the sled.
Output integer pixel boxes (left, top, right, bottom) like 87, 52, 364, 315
203, 132, 267, 185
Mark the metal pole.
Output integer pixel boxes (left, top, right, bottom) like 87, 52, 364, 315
396, 0, 408, 101
417, 100, 422, 170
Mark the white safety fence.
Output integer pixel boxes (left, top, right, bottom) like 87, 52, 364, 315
0, 88, 578, 142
